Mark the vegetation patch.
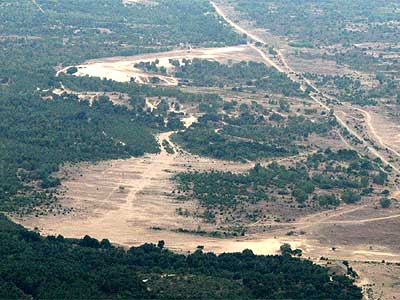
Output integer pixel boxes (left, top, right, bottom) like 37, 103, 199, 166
0, 214, 362, 300
175, 149, 387, 223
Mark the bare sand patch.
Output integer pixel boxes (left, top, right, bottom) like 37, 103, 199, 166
57, 45, 263, 86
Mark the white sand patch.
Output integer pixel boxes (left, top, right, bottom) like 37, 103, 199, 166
145, 98, 158, 111
182, 115, 198, 128
57, 45, 260, 86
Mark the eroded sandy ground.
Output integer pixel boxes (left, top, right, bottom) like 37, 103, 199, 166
16, 132, 264, 253
16, 131, 400, 262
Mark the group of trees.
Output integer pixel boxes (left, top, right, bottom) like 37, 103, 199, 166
0, 214, 362, 299
137, 58, 305, 97
174, 59, 304, 96
174, 108, 333, 161
304, 70, 399, 106
175, 148, 387, 220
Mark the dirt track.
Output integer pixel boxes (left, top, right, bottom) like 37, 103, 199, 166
31, 0, 45, 14
211, 1, 400, 177
353, 106, 400, 161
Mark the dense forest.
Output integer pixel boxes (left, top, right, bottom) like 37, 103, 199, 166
0, 215, 362, 300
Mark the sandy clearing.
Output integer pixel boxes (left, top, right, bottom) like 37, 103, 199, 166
182, 115, 198, 128
353, 261, 400, 300
122, 0, 156, 5
15, 132, 263, 253
57, 45, 261, 85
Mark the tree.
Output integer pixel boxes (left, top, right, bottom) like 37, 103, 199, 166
79, 235, 100, 248
292, 188, 308, 203
373, 171, 388, 185
280, 243, 293, 256
66, 66, 78, 75
100, 239, 112, 249
380, 198, 391, 209
157, 240, 165, 250
341, 190, 361, 204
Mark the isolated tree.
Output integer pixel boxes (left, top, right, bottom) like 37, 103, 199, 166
157, 240, 165, 250
380, 198, 391, 209
66, 66, 78, 75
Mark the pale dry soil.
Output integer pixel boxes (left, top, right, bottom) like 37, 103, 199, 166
15, 132, 400, 263
122, 0, 156, 6
336, 104, 400, 173
57, 45, 263, 86
353, 261, 400, 300
16, 132, 262, 254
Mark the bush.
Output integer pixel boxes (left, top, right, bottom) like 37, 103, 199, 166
341, 190, 361, 204
380, 198, 391, 208
66, 66, 78, 75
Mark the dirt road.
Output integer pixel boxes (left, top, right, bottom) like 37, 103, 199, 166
353, 106, 400, 161
211, 1, 400, 176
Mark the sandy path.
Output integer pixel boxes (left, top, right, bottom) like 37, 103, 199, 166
260, 211, 400, 228
353, 106, 400, 161
32, 0, 45, 14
